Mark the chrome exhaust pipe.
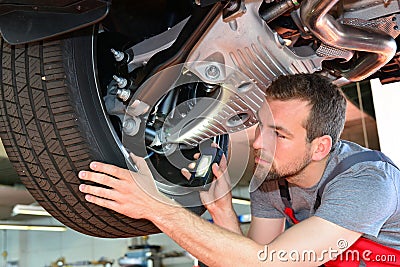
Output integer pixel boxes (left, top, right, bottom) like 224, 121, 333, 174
300, 0, 397, 82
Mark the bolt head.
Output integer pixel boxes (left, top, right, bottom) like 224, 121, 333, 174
205, 65, 220, 80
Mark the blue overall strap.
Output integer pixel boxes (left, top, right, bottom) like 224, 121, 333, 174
313, 150, 399, 210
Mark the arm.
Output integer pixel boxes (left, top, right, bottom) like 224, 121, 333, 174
153, 211, 362, 266
185, 156, 286, 240
200, 161, 242, 234
248, 217, 286, 244
78, 159, 362, 266
194, 163, 285, 239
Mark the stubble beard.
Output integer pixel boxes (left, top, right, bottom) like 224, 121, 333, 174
253, 149, 313, 183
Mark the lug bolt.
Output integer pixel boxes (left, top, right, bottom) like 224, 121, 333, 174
123, 118, 140, 136
116, 89, 131, 102
123, 119, 136, 131
113, 75, 128, 88
111, 48, 125, 62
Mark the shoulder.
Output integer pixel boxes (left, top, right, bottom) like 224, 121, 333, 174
332, 140, 368, 159
326, 161, 396, 195
319, 149, 399, 218
317, 142, 399, 215
324, 146, 398, 199
324, 140, 398, 184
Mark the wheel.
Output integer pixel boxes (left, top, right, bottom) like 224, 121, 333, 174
0, 26, 163, 237
0, 18, 230, 236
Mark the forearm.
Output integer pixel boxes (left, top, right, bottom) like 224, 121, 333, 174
148, 201, 262, 267
151, 208, 361, 267
208, 205, 242, 235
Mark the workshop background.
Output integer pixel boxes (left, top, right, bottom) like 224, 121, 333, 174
0, 78, 399, 267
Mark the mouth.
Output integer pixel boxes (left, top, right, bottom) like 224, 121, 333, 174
254, 156, 271, 166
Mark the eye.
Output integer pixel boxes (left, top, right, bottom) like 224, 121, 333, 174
275, 131, 286, 139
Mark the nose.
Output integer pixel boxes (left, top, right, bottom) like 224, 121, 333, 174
253, 125, 263, 150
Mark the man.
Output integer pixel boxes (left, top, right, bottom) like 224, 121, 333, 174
78, 74, 400, 266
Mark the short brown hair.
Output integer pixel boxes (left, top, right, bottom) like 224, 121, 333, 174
265, 74, 347, 145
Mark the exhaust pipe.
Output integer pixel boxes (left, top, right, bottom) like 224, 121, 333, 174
300, 0, 397, 82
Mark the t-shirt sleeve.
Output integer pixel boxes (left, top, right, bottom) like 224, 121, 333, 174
250, 185, 285, 219
314, 163, 398, 237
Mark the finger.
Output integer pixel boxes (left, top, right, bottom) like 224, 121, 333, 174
188, 162, 196, 169
129, 152, 152, 175
211, 142, 220, 148
193, 153, 200, 160
79, 170, 119, 188
212, 163, 224, 179
219, 154, 228, 170
79, 183, 118, 201
89, 161, 129, 180
210, 143, 227, 169
129, 152, 147, 169
83, 193, 120, 212
181, 168, 191, 180
212, 163, 231, 186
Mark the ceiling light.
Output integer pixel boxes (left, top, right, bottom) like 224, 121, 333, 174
0, 224, 66, 231
232, 198, 251, 206
12, 204, 50, 216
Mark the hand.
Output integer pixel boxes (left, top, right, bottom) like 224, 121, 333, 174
78, 153, 174, 220
182, 150, 234, 219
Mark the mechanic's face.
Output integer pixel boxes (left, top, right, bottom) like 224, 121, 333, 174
253, 99, 313, 184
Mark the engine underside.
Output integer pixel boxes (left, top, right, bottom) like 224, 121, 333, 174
101, 0, 400, 157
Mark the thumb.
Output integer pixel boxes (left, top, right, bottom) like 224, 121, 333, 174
212, 163, 224, 179
129, 152, 151, 174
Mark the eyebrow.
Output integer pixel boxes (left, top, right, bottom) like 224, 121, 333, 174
256, 109, 295, 138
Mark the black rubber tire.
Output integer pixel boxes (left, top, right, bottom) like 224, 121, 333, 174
0, 27, 160, 238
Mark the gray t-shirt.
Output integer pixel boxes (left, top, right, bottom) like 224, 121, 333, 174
250, 140, 400, 250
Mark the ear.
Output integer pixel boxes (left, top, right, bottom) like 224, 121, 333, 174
311, 135, 332, 161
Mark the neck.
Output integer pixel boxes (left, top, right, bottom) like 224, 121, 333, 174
286, 156, 329, 188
